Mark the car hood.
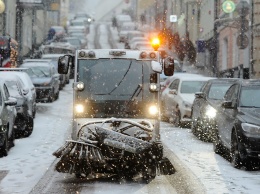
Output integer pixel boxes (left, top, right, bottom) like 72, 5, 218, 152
180, 94, 195, 104
31, 77, 52, 85
238, 107, 260, 125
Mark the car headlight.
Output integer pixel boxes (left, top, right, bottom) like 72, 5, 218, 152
241, 123, 260, 136
149, 105, 159, 116
205, 106, 217, 119
75, 104, 84, 113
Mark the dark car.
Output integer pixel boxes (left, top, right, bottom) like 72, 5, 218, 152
19, 62, 60, 102
191, 78, 240, 142
0, 78, 17, 156
0, 74, 34, 138
213, 79, 260, 169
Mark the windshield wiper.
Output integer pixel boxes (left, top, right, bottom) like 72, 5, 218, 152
39, 70, 48, 77
120, 84, 142, 114
240, 106, 260, 108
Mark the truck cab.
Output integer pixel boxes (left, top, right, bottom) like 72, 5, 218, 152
58, 49, 174, 140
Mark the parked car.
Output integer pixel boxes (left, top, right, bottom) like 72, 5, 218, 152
128, 37, 148, 48
213, 79, 260, 169
0, 78, 17, 156
0, 74, 34, 138
116, 14, 132, 32
161, 73, 213, 127
23, 59, 65, 90
0, 69, 37, 118
119, 22, 136, 32
191, 78, 240, 142
19, 62, 60, 102
41, 54, 70, 87
61, 37, 82, 49
124, 31, 145, 49
161, 72, 202, 94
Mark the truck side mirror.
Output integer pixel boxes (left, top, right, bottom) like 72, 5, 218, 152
58, 55, 72, 74
164, 56, 174, 76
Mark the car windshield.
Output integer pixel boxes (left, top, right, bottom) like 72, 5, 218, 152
208, 83, 233, 100
240, 86, 260, 108
71, 21, 85, 26
29, 66, 51, 77
180, 81, 206, 93
6, 81, 20, 97
43, 47, 73, 54
76, 59, 155, 118
66, 39, 81, 46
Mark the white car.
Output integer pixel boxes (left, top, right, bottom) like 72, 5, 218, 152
161, 73, 214, 127
0, 69, 37, 118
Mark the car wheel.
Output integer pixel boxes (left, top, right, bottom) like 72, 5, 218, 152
0, 129, 8, 156
213, 130, 225, 155
230, 131, 245, 169
47, 88, 55, 102
172, 109, 181, 127
33, 106, 36, 118
160, 103, 169, 122
9, 127, 15, 148
191, 112, 198, 135
23, 116, 34, 137
55, 90, 59, 100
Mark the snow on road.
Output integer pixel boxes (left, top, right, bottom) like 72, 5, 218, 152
161, 123, 260, 194
0, 85, 73, 194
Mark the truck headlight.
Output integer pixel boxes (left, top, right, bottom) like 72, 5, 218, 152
75, 104, 84, 113
149, 105, 158, 115
76, 82, 84, 91
149, 83, 158, 92
205, 106, 216, 119
242, 123, 260, 136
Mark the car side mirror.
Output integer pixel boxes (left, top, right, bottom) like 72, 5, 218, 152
169, 89, 177, 95
58, 55, 73, 74
195, 92, 205, 99
164, 56, 174, 76
221, 101, 235, 109
5, 97, 17, 106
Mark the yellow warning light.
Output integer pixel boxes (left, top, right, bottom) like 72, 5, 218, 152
151, 38, 160, 51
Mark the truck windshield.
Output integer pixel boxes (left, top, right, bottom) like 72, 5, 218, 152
76, 59, 157, 118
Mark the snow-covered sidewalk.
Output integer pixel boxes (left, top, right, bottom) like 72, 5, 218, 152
0, 85, 73, 194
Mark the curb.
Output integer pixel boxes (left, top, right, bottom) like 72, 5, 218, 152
163, 143, 206, 194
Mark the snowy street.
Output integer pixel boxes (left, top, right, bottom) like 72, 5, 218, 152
0, 23, 260, 194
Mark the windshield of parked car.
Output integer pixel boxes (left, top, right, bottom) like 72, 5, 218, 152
43, 47, 73, 54
29, 66, 51, 78
180, 81, 206, 94
5, 81, 20, 97
66, 39, 81, 46
208, 83, 233, 100
240, 86, 260, 108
